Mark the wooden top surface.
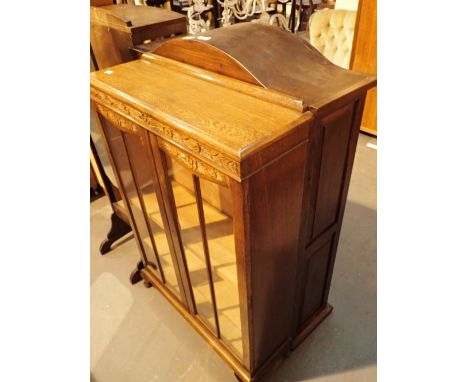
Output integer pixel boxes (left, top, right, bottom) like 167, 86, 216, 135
152, 23, 376, 114
91, 4, 185, 30
90, 55, 310, 163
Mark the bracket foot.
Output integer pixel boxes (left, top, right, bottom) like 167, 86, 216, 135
99, 212, 131, 255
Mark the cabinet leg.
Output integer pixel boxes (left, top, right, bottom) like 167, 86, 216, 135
130, 260, 145, 285
99, 212, 131, 255
130, 261, 157, 287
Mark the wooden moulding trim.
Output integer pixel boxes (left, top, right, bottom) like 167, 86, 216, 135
311, 79, 377, 118
140, 267, 251, 382
291, 304, 333, 349
141, 53, 307, 113
239, 113, 312, 161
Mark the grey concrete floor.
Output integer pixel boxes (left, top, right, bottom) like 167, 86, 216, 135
91, 133, 377, 382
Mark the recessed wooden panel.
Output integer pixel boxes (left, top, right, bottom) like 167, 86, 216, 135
311, 105, 354, 239
300, 240, 333, 325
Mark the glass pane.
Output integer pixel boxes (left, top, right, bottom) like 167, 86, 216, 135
167, 159, 217, 332
101, 120, 155, 267
122, 132, 182, 300
91, 110, 117, 188
199, 179, 243, 359
165, 156, 243, 358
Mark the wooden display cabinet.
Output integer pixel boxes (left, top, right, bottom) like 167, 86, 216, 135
90, 24, 375, 381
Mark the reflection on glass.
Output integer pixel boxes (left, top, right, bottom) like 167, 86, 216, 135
122, 132, 181, 299
102, 120, 155, 269
200, 179, 242, 358
166, 158, 243, 358
101, 118, 182, 301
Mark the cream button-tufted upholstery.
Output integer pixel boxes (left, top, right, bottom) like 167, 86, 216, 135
308, 9, 357, 69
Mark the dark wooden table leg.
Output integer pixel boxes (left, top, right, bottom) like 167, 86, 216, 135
99, 212, 132, 255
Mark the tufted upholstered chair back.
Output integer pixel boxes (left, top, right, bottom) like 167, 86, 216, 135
308, 8, 357, 69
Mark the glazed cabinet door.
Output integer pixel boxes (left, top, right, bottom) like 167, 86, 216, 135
93, 103, 248, 366
94, 105, 187, 307
148, 134, 245, 362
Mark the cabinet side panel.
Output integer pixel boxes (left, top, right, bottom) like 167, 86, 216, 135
248, 142, 308, 371
310, 104, 355, 240
293, 96, 366, 342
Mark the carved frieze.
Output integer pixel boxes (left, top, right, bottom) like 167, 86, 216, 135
91, 87, 240, 179
96, 104, 140, 135
159, 140, 229, 186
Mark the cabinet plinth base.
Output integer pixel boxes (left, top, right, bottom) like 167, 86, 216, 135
137, 265, 334, 382
291, 303, 334, 349
99, 212, 131, 255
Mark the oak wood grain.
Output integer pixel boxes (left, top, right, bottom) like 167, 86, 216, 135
90, 59, 308, 173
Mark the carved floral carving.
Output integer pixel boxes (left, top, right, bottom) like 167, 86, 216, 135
159, 140, 229, 186
96, 104, 139, 135
91, 87, 240, 179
